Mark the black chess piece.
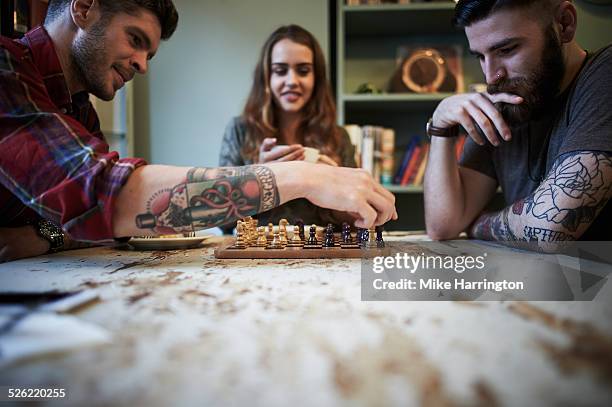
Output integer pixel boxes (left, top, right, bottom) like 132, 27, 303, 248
295, 219, 305, 241
342, 223, 351, 244
360, 228, 369, 248
323, 224, 334, 248
376, 225, 385, 248
307, 224, 318, 245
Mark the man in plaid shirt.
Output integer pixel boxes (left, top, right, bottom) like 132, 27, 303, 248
0, 0, 397, 262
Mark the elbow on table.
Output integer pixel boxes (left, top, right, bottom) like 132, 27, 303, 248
425, 220, 462, 241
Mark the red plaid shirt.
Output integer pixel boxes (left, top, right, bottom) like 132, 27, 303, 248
0, 27, 146, 242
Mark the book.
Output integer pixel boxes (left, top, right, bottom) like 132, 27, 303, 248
394, 137, 419, 185
400, 145, 422, 186
380, 128, 395, 185
413, 144, 429, 186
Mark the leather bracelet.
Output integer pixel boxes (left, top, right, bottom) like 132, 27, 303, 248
426, 117, 459, 139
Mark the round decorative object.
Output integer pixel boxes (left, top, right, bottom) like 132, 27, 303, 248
401, 49, 447, 93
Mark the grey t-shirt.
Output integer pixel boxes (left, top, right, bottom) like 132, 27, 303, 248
219, 116, 357, 227
460, 45, 612, 240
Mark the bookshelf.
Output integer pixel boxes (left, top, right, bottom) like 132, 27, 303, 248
335, 0, 482, 230
0, 0, 48, 38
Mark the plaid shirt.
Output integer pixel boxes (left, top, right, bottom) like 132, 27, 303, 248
0, 27, 146, 242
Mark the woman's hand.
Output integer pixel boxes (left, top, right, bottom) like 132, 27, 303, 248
0, 225, 50, 263
258, 137, 305, 163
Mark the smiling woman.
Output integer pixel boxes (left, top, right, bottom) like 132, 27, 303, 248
218, 24, 358, 228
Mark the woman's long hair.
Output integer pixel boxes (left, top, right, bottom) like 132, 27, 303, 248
242, 24, 342, 162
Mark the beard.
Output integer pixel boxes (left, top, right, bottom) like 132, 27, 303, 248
71, 20, 114, 101
487, 25, 565, 127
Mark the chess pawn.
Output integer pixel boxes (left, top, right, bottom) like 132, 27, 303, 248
365, 227, 377, 249
266, 230, 283, 249
307, 224, 318, 245
279, 223, 288, 247
231, 222, 247, 249
376, 225, 385, 248
323, 224, 335, 248
287, 225, 303, 248
255, 226, 268, 248
304, 224, 320, 249
295, 219, 305, 241
342, 223, 352, 244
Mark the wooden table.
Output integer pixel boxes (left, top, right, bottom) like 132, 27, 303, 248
0, 236, 611, 406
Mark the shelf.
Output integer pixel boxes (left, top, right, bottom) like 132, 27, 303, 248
344, 2, 459, 37
383, 184, 423, 193
343, 93, 452, 111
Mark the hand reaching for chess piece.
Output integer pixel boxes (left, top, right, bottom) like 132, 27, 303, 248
280, 163, 397, 228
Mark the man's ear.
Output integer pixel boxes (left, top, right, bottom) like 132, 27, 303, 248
70, 0, 100, 30
555, 0, 578, 43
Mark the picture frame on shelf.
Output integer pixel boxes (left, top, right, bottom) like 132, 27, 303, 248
387, 45, 464, 94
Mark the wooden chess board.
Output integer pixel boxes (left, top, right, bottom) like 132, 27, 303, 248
214, 242, 387, 259
215, 219, 387, 259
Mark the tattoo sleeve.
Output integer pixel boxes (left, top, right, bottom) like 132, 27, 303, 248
134, 165, 279, 234
469, 151, 612, 249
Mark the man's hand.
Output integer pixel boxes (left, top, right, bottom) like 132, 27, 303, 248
0, 225, 50, 263
432, 92, 523, 146
300, 165, 398, 228
258, 138, 305, 163
317, 154, 339, 167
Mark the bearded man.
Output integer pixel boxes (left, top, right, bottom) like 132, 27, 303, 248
424, 0, 612, 251
0, 0, 397, 262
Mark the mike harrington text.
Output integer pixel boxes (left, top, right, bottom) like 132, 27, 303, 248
373, 278, 524, 292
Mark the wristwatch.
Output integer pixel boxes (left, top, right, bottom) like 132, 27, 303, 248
35, 219, 65, 253
426, 117, 459, 139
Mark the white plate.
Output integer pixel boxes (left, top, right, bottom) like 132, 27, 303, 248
128, 235, 212, 250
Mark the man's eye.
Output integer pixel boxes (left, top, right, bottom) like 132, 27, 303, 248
499, 46, 517, 55
131, 34, 141, 47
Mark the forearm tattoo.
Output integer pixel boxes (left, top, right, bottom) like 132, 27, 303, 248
134, 165, 279, 234
471, 151, 611, 245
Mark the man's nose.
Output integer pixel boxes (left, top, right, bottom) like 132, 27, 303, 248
131, 51, 148, 75
484, 60, 506, 85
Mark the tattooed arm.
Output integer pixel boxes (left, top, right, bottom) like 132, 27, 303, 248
112, 162, 397, 237
469, 151, 612, 251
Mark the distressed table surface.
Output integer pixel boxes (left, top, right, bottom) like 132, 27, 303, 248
0, 236, 611, 407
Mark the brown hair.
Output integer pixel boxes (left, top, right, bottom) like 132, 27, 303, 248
46, 0, 178, 40
242, 24, 341, 162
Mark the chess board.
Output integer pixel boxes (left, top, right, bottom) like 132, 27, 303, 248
214, 242, 387, 259
214, 219, 387, 259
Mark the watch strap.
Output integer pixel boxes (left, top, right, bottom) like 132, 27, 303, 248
426, 118, 459, 138
35, 219, 65, 253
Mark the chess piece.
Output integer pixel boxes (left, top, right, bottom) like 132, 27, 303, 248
230, 221, 247, 249
304, 224, 321, 249
365, 227, 377, 249
266, 230, 283, 249
295, 219, 305, 241
255, 226, 268, 248
287, 225, 303, 248
376, 225, 385, 248
341, 223, 351, 244
323, 224, 335, 248
279, 223, 288, 247
267, 223, 274, 242
340, 223, 359, 249
357, 228, 366, 245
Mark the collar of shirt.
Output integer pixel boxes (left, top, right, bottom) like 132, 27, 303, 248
20, 26, 73, 114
